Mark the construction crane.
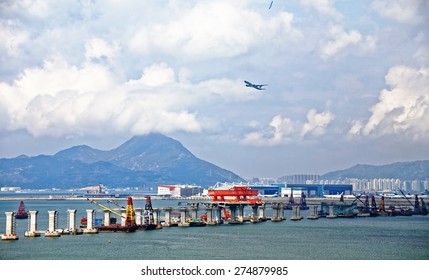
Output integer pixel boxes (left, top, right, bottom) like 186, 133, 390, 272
107, 199, 145, 219
144, 196, 156, 225
107, 197, 158, 229
208, 185, 261, 204
88, 197, 136, 228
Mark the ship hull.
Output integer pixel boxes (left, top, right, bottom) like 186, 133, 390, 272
95, 225, 138, 232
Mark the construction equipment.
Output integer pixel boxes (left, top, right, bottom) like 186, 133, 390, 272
208, 185, 261, 204
87, 197, 138, 232
107, 197, 159, 230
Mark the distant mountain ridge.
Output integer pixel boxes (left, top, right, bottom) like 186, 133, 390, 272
0, 133, 243, 188
321, 160, 429, 180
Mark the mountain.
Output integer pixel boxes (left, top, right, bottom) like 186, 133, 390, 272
321, 160, 429, 180
0, 133, 243, 188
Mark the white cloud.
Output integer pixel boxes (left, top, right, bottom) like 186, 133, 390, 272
0, 19, 29, 56
242, 109, 335, 146
349, 65, 429, 140
128, 1, 301, 60
301, 0, 342, 20
301, 109, 335, 137
0, 54, 262, 138
371, 0, 429, 25
85, 37, 119, 61
319, 25, 362, 59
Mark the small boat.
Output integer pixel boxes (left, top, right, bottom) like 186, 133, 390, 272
15, 201, 28, 219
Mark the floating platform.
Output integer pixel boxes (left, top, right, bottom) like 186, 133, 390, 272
83, 228, 99, 234
162, 222, 178, 227
45, 231, 61, 237
138, 224, 158, 230
61, 229, 83, 235
24, 231, 41, 237
95, 225, 137, 232
1, 234, 19, 240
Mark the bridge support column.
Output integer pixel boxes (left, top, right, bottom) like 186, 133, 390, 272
135, 208, 142, 226
190, 206, 198, 221
307, 205, 319, 220
163, 207, 172, 226
178, 207, 189, 227
153, 208, 160, 225
83, 209, 98, 234
25, 210, 40, 237
271, 203, 282, 222
327, 205, 337, 219
67, 209, 78, 233
279, 204, 285, 220
205, 206, 217, 225
103, 210, 111, 226
215, 207, 222, 223
290, 206, 303, 221
46, 210, 61, 237
121, 209, 126, 226
229, 205, 237, 221
259, 204, 266, 220
1, 212, 18, 240
238, 205, 245, 218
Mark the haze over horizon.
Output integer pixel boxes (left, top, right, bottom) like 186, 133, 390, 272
1, 1, 429, 178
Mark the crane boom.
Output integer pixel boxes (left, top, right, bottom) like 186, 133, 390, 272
107, 199, 145, 218
87, 198, 126, 219
399, 190, 414, 207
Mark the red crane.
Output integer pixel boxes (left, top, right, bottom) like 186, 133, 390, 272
208, 185, 261, 204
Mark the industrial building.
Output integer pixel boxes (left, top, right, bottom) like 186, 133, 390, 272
157, 184, 204, 197
281, 184, 353, 198
248, 184, 284, 196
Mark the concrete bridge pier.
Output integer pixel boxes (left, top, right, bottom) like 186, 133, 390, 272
45, 210, 61, 237
238, 205, 245, 219
307, 205, 320, 220
279, 204, 285, 220
229, 205, 237, 221
271, 203, 282, 222
250, 204, 261, 223
1, 212, 18, 240
121, 209, 126, 226
66, 209, 78, 234
251, 205, 258, 218
83, 209, 98, 234
290, 206, 303, 221
190, 206, 199, 221
153, 208, 161, 225
259, 204, 266, 221
135, 208, 143, 226
327, 205, 337, 219
215, 207, 222, 224
178, 207, 190, 227
205, 206, 217, 225
25, 210, 40, 237
162, 207, 173, 227
103, 210, 111, 226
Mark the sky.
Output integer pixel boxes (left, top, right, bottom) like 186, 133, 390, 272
1, 0, 429, 179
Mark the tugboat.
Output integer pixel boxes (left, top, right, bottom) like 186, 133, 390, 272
15, 201, 28, 219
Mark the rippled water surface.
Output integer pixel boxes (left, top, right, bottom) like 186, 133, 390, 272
1, 199, 428, 260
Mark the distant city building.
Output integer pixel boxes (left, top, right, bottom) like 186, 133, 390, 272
281, 184, 353, 198
157, 184, 204, 197
0, 187, 22, 192
247, 183, 284, 196
280, 174, 320, 184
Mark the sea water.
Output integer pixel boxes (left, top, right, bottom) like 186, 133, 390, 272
0, 198, 428, 260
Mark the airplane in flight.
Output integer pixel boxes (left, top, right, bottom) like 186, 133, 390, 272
244, 80, 268, 90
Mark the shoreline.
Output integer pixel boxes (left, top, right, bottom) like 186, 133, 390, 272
0, 195, 417, 206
